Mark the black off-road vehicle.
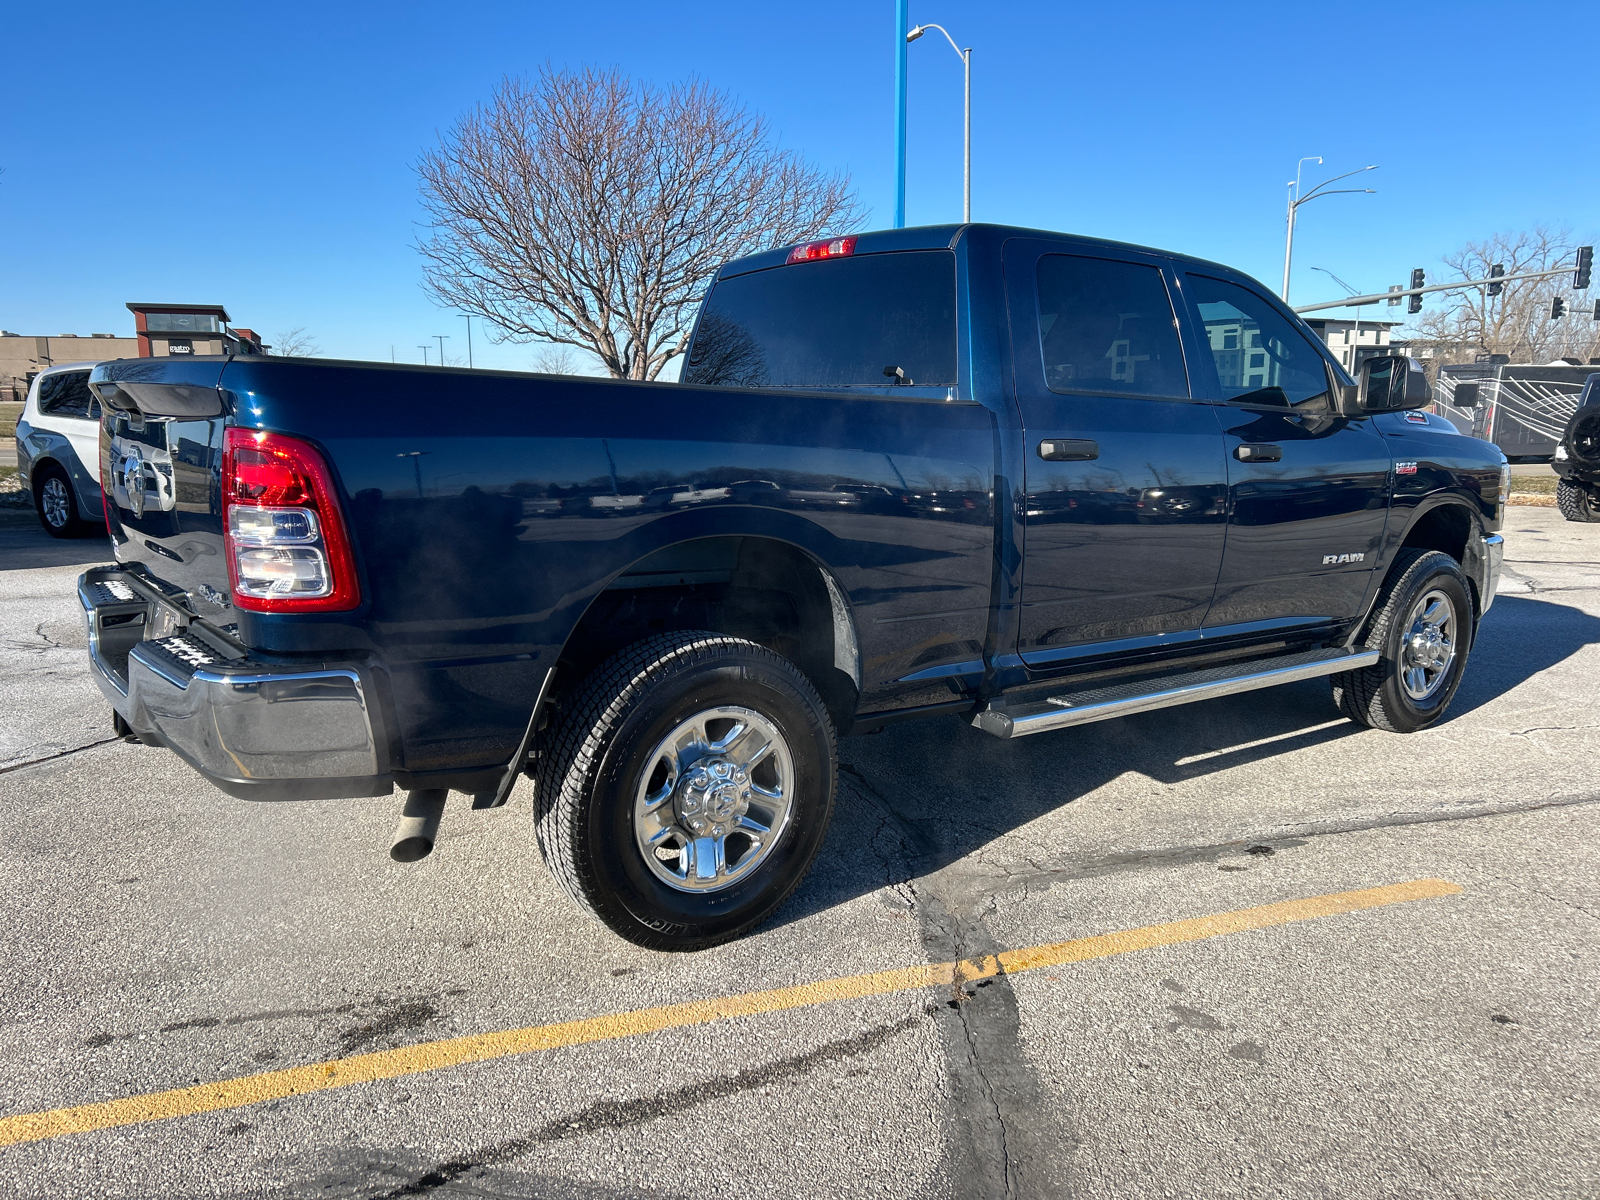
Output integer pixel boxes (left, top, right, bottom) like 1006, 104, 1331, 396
1555, 372, 1600, 522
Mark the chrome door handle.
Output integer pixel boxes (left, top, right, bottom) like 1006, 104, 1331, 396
1234, 443, 1282, 462
1038, 439, 1099, 461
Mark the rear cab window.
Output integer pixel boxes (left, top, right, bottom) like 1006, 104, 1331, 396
684, 251, 956, 390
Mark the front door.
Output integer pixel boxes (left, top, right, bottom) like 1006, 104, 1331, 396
1179, 273, 1392, 630
1006, 245, 1230, 667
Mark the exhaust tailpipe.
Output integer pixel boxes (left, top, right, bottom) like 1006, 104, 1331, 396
390, 788, 448, 862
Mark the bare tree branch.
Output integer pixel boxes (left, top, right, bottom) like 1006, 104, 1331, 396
1404, 226, 1599, 370
270, 327, 321, 358
417, 67, 863, 380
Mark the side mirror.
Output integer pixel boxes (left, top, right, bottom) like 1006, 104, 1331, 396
1353, 355, 1430, 414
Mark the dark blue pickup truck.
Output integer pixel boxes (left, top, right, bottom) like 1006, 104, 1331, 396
79, 224, 1506, 948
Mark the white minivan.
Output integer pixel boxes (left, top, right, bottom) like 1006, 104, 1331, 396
15, 361, 106, 537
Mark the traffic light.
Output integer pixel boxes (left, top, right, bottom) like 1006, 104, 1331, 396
1575, 245, 1593, 290
1592, 300, 1599, 321
1551, 297, 1567, 320
1487, 263, 1504, 297
1408, 268, 1425, 314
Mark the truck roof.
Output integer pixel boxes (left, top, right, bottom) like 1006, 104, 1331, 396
717, 222, 1241, 281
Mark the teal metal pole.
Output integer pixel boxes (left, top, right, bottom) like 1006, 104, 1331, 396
894, 0, 908, 228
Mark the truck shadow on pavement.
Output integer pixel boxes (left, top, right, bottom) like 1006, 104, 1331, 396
0, 518, 114, 572
775, 592, 1600, 931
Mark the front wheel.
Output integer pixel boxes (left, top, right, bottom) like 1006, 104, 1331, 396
534, 632, 837, 950
1556, 478, 1600, 523
1331, 549, 1475, 734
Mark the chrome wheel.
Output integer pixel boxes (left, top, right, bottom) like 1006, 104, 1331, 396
633, 705, 794, 893
40, 477, 71, 529
1400, 588, 1457, 701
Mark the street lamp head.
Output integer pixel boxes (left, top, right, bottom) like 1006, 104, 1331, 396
906, 24, 925, 41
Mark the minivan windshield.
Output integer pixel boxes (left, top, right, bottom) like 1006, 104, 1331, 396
684, 250, 957, 389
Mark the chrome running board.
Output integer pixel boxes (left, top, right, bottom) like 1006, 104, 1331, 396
971, 647, 1380, 739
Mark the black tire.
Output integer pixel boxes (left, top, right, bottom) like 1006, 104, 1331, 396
1331, 549, 1475, 734
1556, 478, 1600, 523
33, 463, 91, 538
534, 631, 837, 951
1564, 408, 1600, 469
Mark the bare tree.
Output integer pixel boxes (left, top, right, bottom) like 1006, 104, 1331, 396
1406, 226, 1599, 368
271, 327, 321, 358
531, 344, 579, 375
417, 67, 862, 381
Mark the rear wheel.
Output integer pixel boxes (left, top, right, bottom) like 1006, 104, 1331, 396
1332, 549, 1474, 734
34, 464, 90, 538
534, 631, 837, 950
1556, 478, 1600, 523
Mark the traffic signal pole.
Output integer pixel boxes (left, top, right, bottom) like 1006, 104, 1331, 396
1293, 263, 1590, 314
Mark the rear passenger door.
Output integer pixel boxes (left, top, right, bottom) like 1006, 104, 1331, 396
1005, 243, 1230, 667
1179, 275, 1391, 630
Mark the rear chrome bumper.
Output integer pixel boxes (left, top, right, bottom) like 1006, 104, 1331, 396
78, 566, 392, 801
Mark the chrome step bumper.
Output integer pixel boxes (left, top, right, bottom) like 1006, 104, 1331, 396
971, 647, 1381, 739
78, 565, 392, 801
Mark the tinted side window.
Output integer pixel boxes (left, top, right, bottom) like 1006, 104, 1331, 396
685, 251, 956, 388
37, 371, 93, 418
1035, 256, 1188, 398
1186, 275, 1330, 407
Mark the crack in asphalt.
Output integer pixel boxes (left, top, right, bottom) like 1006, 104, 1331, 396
916, 789, 1600, 900
378, 1009, 929, 1197
840, 760, 1060, 1199
0, 736, 121, 776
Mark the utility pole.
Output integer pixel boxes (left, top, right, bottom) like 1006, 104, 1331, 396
893, 0, 908, 228
434, 334, 449, 366
460, 314, 473, 369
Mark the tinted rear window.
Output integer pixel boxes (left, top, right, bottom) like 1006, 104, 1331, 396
38, 371, 94, 418
1036, 255, 1188, 398
684, 251, 957, 388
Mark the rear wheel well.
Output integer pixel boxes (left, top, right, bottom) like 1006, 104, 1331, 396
552, 536, 859, 732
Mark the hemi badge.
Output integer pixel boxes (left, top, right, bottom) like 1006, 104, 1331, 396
1404, 411, 1430, 424
1396, 461, 1419, 475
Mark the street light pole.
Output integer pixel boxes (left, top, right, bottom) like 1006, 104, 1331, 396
894, 0, 909, 228
460, 315, 473, 369
418, 345, 430, 366
434, 334, 450, 366
1281, 160, 1378, 302
907, 22, 973, 222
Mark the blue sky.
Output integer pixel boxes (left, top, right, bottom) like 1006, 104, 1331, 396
3, 1, 1596, 372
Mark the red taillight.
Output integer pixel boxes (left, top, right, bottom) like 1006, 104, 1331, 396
222, 427, 360, 613
786, 236, 857, 264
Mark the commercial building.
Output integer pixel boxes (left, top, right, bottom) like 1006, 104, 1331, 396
125, 303, 264, 359
0, 332, 137, 403
2, 303, 265, 402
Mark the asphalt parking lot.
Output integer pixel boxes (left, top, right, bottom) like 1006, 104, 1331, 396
0, 506, 1596, 1199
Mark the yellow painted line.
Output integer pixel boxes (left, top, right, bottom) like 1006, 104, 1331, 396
0, 877, 1459, 1148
